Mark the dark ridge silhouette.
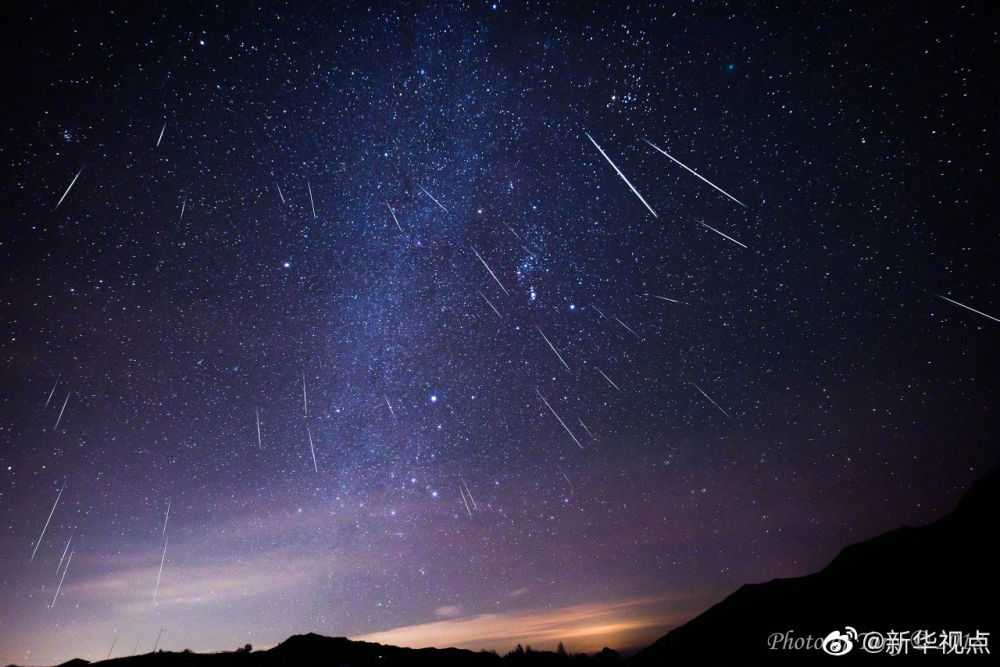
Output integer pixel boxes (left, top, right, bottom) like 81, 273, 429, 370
13, 634, 621, 667
630, 463, 1000, 665
14, 466, 996, 667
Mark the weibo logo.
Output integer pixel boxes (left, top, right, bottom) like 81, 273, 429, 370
822, 627, 858, 656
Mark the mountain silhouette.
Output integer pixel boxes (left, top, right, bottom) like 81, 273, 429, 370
16, 633, 620, 667
630, 463, 1000, 665
13, 466, 996, 667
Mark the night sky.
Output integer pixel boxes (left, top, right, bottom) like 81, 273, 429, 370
1, 2, 997, 664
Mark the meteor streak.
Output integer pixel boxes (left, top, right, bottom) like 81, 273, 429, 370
418, 185, 449, 213
644, 139, 748, 208
31, 481, 65, 561
585, 133, 657, 217
535, 389, 584, 449
536, 326, 571, 371
472, 246, 509, 295
54, 168, 83, 210
51, 549, 73, 608
153, 538, 167, 603
386, 201, 404, 232
934, 293, 1000, 323
692, 382, 731, 418
699, 221, 747, 249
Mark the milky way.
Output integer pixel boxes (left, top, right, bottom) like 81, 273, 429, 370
1, 3, 997, 664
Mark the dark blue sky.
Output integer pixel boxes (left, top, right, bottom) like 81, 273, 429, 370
1, 2, 996, 663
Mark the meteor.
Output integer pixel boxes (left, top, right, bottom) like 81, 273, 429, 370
56, 530, 73, 573
53, 390, 71, 430
645, 293, 682, 304
386, 201, 404, 232
699, 221, 747, 249
51, 549, 73, 608
692, 382, 731, 418
45, 374, 60, 408
307, 426, 318, 473
302, 372, 308, 416
536, 326, 571, 372
644, 139, 747, 208
472, 246, 509, 295
418, 185, 449, 213
934, 293, 1000, 324
31, 481, 65, 561
585, 133, 657, 218
54, 168, 83, 210
478, 290, 502, 318
153, 538, 167, 603
535, 389, 584, 449
596, 368, 622, 392
162, 499, 171, 537
459, 486, 472, 517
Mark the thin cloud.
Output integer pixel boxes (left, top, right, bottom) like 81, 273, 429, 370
354, 596, 693, 654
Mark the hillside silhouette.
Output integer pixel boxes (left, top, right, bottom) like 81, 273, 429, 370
22, 636, 621, 667
631, 463, 999, 665
13, 465, 997, 667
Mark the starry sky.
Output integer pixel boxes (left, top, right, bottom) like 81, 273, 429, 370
1, 2, 997, 664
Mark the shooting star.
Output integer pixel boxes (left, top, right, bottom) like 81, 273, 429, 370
153, 628, 164, 653
45, 374, 60, 408
53, 390, 70, 431
255, 408, 262, 449
596, 368, 622, 392
591, 304, 608, 319
644, 139, 748, 208
31, 481, 65, 561
384, 395, 395, 418
107, 636, 118, 661
153, 538, 167, 604
462, 480, 478, 510
613, 316, 642, 340
50, 549, 73, 608
535, 326, 571, 372
558, 468, 573, 488
275, 182, 285, 204
56, 530, 73, 573
692, 382, 731, 418
478, 290, 502, 318
585, 133, 657, 218
699, 221, 747, 249
302, 372, 308, 416
178, 195, 187, 222
418, 185, 449, 213
503, 221, 525, 244
535, 388, 584, 449
156, 121, 166, 148
54, 167, 83, 211
386, 201, 404, 232
459, 486, 472, 518
161, 499, 170, 537
307, 426, 318, 473
307, 180, 316, 218
577, 417, 596, 440
934, 293, 1000, 324
472, 246, 509, 295
645, 293, 682, 304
